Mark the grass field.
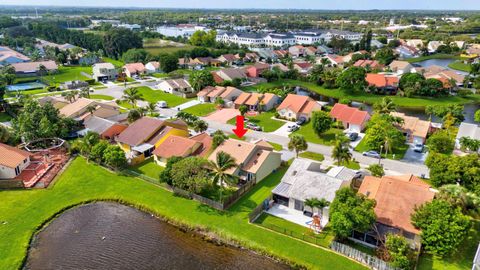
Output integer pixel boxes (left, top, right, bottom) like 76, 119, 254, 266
0, 112, 12, 122
89, 94, 115, 100
144, 38, 196, 55
405, 54, 460, 63
130, 158, 164, 179
299, 151, 325, 161
182, 103, 217, 116
5, 88, 49, 97
0, 157, 367, 270
355, 135, 408, 160
448, 60, 472, 72
102, 57, 125, 68
268, 142, 284, 151
124, 86, 192, 108
335, 160, 361, 170
227, 111, 285, 133
292, 122, 344, 146
244, 80, 480, 108
42, 66, 92, 84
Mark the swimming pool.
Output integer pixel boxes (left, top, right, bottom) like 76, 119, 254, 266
6, 82, 47, 91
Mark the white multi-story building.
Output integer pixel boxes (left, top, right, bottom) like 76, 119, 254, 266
117, 24, 141, 31
156, 25, 210, 38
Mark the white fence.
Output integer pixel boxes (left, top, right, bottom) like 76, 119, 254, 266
330, 241, 398, 270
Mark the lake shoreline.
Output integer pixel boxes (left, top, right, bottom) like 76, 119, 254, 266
23, 200, 297, 270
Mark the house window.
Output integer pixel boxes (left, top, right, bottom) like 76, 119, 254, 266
294, 199, 304, 211
15, 166, 20, 176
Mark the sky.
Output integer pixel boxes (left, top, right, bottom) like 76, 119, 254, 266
3, 0, 480, 10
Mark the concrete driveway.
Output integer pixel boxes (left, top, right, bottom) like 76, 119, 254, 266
203, 108, 240, 123
173, 100, 200, 110
270, 122, 295, 136
402, 143, 428, 164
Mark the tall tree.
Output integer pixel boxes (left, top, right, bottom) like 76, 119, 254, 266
373, 97, 396, 114
189, 70, 214, 92
207, 151, 237, 202
122, 87, 144, 108
332, 134, 352, 166
288, 134, 308, 157
311, 111, 333, 137
103, 28, 143, 59
336, 66, 367, 92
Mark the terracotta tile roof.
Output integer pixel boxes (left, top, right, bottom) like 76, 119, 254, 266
325, 54, 344, 64
388, 60, 411, 71
390, 112, 431, 138
146, 126, 173, 145
212, 72, 224, 84
197, 86, 215, 97
208, 139, 256, 174
220, 87, 243, 98
242, 149, 271, 173
294, 62, 313, 69
353, 60, 383, 69
218, 54, 238, 62
359, 175, 435, 234
234, 92, 252, 105
0, 143, 30, 169
147, 61, 160, 69
190, 133, 213, 157
59, 98, 96, 118
262, 93, 278, 105
11, 60, 57, 73
366, 73, 399, 88
0, 46, 30, 62
245, 93, 263, 106
330, 103, 370, 125
116, 117, 164, 146
153, 135, 200, 158
277, 94, 320, 114
123, 63, 145, 73
164, 79, 191, 89
207, 86, 226, 98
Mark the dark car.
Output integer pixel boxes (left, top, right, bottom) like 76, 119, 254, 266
246, 123, 262, 131
295, 117, 307, 126
348, 132, 359, 141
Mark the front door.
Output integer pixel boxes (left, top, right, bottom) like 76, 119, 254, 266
294, 199, 304, 211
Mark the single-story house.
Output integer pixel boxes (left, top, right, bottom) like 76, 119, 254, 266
289, 45, 306, 57
390, 112, 431, 144
321, 54, 345, 67
208, 139, 281, 183
455, 122, 480, 152
157, 79, 195, 97
0, 143, 31, 180
273, 50, 289, 59
205, 86, 227, 103
191, 57, 221, 67
11, 60, 58, 76
272, 63, 289, 72
123, 63, 146, 78
427, 41, 445, 53
272, 158, 354, 225
356, 174, 435, 249
293, 62, 313, 74
116, 117, 189, 164
238, 52, 259, 62
388, 60, 415, 75
38, 96, 69, 109
0, 46, 30, 65
214, 68, 247, 82
92, 63, 117, 82
366, 73, 399, 93
417, 65, 465, 87
219, 86, 244, 103
217, 54, 239, 65
330, 103, 371, 133
77, 115, 127, 140
153, 135, 203, 166
145, 61, 161, 73
395, 45, 420, 59
405, 39, 424, 49
234, 92, 279, 111
59, 98, 121, 120
276, 94, 322, 121
353, 60, 383, 70
245, 62, 270, 78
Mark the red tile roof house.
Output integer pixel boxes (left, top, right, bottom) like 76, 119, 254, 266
330, 103, 371, 133
273, 50, 289, 59
276, 94, 322, 121
289, 45, 305, 57
293, 62, 313, 74
0, 143, 31, 180
215, 68, 247, 82
11, 60, 58, 76
366, 73, 399, 94
152, 135, 203, 166
245, 62, 270, 78
217, 54, 239, 66
234, 92, 279, 112
355, 174, 436, 249
322, 54, 345, 67
353, 60, 384, 70
123, 63, 146, 78
145, 61, 161, 73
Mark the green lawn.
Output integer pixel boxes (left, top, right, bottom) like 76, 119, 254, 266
125, 86, 191, 108
335, 160, 361, 170
182, 103, 217, 116
355, 135, 408, 160
227, 111, 285, 133
448, 61, 472, 72
405, 54, 460, 63
41, 66, 92, 84
129, 158, 164, 180
5, 88, 49, 97
299, 151, 325, 162
0, 112, 12, 122
89, 94, 115, 101
268, 142, 283, 151
293, 122, 344, 146
152, 73, 170, 78
417, 221, 480, 270
143, 38, 196, 55
245, 80, 480, 109
102, 57, 124, 68
255, 213, 335, 248
0, 157, 367, 270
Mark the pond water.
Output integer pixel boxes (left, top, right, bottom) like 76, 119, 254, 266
25, 202, 290, 270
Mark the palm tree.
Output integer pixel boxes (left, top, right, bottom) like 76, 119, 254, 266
288, 134, 308, 157
314, 198, 330, 225
146, 102, 157, 116
207, 151, 237, 202
122, 87, 144, 108
86, 104, 96, 115
62, 91, 76, 103
332, 134, 352, 166
373, 97, 396, 114
79, 86, 91, 98
320, 58, 331, 67
38, 64, 48, 77
193, 120, 208, 133
304, 198, 317, 213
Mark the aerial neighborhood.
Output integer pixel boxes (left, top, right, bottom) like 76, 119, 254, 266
1, 5, 480, 270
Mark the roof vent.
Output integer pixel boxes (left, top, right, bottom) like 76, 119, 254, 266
366, 191, 370, 196
238, 144, 242, 147
292, 170, 297, 176
257, 153, 261, 156
254, 160, 258, 164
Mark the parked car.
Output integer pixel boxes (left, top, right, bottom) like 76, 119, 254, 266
287, 124, 300, 132
295, 117, 307, 126
413, 144, 424, 153
348, 132, 359, 141
246, 123, 262, 131
362, 151, 381, 159
158, 101, 167, 108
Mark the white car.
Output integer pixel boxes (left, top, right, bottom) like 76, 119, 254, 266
287, 124, 300, 132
